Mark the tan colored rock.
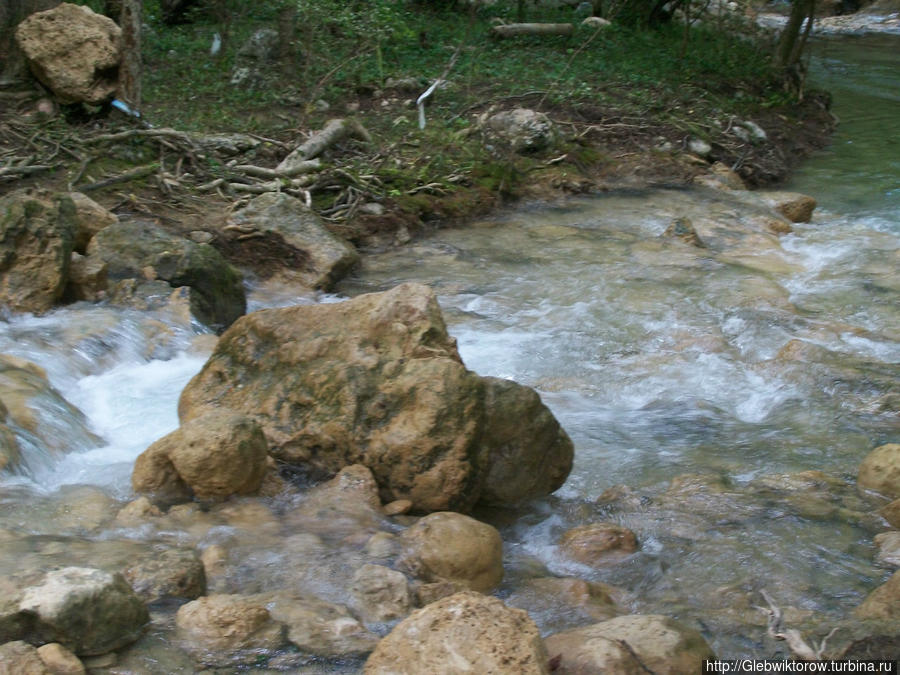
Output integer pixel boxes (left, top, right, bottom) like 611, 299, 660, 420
0, 641, 51, 675
397, 511, 503, 593
880, 499, 900, 529
0, 189, 75, 314
858, 444, 900, 499
175, 594, 287, 666
68, 193, 117, 254
559, 522, 639, 565
759, 191, 817, 223
855, 569, 900, 620
349, 564, 412, 624
264, 592, 379, 658
364, 591, 549, 675
545, 615, 715, 675
65, 253, 107, 302
506, 577, 622, 624
663, 216, 706, 248
223, 192, 359, 290
18, 567, 149, 656
383, 499, 412, 516
14, 4, 121, 105
36, 643, 85, 675
132, 410, 268, 503
113, 497, 162, 526
284, 464, 387, 540
875, 532, 900, 568
123, 548, 206, 604
178, 282, 573, 513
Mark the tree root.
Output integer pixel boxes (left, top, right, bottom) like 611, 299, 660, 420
758, 590, 839, 661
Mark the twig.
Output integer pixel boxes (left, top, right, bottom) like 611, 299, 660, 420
758, 590, 833, 661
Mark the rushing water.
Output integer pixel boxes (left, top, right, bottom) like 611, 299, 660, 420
1, 34, 898, 667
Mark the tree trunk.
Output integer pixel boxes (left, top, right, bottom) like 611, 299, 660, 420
775, 0, 814, 70
0, 0, 59, 86
277, 3, 297, 75
118, 0, 142, 109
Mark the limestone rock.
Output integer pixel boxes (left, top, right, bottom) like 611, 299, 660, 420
0, 354, 101, 464
18, 567, 149, 656
559, 522, 639, 565
123, 548, 206, 604
545, 615, 715, 675
175, 594, 286, 667
65, 253, 107, 303
178, 282, 573, 513
223, 192, 359, 290
14, 4, 121, 105
349, 564, 412, 625
479, 376, 574, 506
481, 108, 558, 155
663, 217, 706, 248
506, 576, 621, 625
86, 220, 245, 332
397, 511, 503, 593
0, 189, 75, 314
0, 641, 51, 675
132, 410, 268, 503
858, 444, 900, 499
364, 591, 549, 675
855, 569, 900, 620
36, 643, 85, 675
759, 191, 817, 223
283, 464, 387, 541
264, 592, 379, 658
880, 499, 900, 529
875, 532, 900, 568
68, 192, 117, 254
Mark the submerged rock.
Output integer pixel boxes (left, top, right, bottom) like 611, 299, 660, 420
364, 591, 549, 675
14, 4, 121, 105
349, 564, 412, 625
0, 189, 76, 315
559, 522, 639, 565
397, 511, 504, 593
175, 594, 286, 667
544, 614, 715, 675
855, 569, 900, 620
178, 282, 573, 513
758, 190, 817, 223
122, 548, 206, 604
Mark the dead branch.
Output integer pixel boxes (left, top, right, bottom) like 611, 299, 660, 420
490, 23, 574, 38
75, 163, 158, 192
226, 177, 314, 194
0, 164, 53, 178
85, 128, 198, 146
758, 590, 836, 661
278, 118, 372, 170
231, 159, 321, 179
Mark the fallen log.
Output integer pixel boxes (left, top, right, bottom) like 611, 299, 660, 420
277, 118, 371, 170
490, 23, 574, 38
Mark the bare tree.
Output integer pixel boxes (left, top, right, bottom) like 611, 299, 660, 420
118, 0, 143, 109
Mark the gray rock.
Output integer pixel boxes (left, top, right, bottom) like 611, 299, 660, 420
481, 108, 558, 155
18, 567, 149, 656
86, 220, 245, 332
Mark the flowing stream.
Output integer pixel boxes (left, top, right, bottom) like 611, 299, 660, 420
1, 34, 898, 668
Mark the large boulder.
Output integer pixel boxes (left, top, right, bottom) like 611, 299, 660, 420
0, 189, 75, 314
544, 615, 715, 675
14, 3, 121, 105
858, 444, 900, 499
17, 567, 149, 656
364, 591, 549, 674
178, 283, 573, 513
397, 512, 504, 593
132, 410, 269, 503
86, 219, 246, 332
222, 192, 359, 290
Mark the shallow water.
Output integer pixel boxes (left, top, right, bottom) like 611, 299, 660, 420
1, 33, 898, 667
